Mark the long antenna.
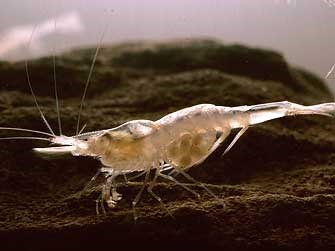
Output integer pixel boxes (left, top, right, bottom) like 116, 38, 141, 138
25, 26, 55, 136
53, 3, 62, 135
0, 127, 54, 137
0, 137, 50, 142
75, 24, 108, 135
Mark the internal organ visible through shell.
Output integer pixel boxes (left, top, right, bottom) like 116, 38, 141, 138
166, 129, 218, 167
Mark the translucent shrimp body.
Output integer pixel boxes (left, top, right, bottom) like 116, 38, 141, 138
38, 101, 335, 169
33, 101, 335, 214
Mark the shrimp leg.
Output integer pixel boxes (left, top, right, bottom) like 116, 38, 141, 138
95, 193, 103, 215
147, 165, 173, 217
99, 175, 113, 215
95, 171, 122, 215
107, 175, 123, 208
158, 172, 201, 199
127, 170, 147, 181
176, 169, 225, 208
221, 126, 249, 157
132, 169, 150, 221
81, 169, 101, 195
122, 173, 129, 186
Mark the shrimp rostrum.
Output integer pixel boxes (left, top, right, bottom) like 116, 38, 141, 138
24, 101, 334, 215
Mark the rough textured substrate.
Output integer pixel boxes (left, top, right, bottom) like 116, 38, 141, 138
0, 40, 334, 250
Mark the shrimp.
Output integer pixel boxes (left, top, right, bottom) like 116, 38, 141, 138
29, 101, 335, 217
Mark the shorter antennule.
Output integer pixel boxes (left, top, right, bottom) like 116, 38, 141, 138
33, 135, 88, 159
33, 146, 76, 159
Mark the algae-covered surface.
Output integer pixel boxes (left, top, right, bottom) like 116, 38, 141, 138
0, 40, 334, 250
